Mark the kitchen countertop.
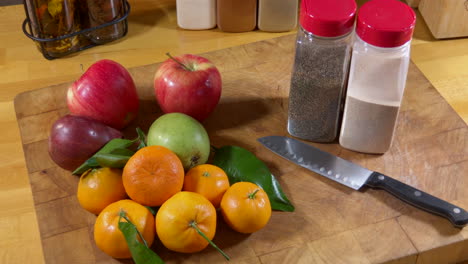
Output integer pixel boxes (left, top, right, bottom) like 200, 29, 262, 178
0, 0, 467, 263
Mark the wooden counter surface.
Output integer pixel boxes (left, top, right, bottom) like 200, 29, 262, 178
0, 0, 467, 263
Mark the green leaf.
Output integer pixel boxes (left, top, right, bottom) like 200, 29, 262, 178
118, 211, 165, 264
98, 138, 137, 153
110, 148, 136, 156
73, 138, 136, 175
95, 153, 131, 168
72, 128, 146, 175
85, 157, 99, 168
212, 146, 294, 212
144, 206, 158, 216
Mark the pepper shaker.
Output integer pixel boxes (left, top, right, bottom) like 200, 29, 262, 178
287, 0, 356, 142
339, 0, 416, 154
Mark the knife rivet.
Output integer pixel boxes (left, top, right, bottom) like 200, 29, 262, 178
335, 174, 340, 179
343, 177, 348, 182
414, 191, 422, 197
320, 167, 325, 172
378, 175, 385, 180
453, 208, 461, 214
298, 157, 303, 162
327, 170, 333, 175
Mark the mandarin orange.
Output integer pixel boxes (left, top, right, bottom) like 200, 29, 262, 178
183, 164, 230, 208
94, 199, 155, 259
77, 167, 127, 215
122, 146, 184, 206
220, 182, 271, 234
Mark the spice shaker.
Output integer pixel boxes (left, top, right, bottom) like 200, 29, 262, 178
258, 0, 298, 32
176, 0, 216, 30
217, 0, 257, 32
24, 0, 81, 58
287, 0, 356, 142
82, 0, 126, 44
339, 0, 416, 154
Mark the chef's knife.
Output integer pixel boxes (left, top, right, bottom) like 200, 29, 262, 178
258, 136, 468, 228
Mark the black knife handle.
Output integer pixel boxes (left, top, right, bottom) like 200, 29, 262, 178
366, 172, 468, 228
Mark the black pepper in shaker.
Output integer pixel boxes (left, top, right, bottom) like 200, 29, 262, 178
287, 0, 356, 142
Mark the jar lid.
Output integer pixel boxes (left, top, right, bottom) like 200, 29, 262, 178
299, 0, 357, 38
356, 0, 416, 48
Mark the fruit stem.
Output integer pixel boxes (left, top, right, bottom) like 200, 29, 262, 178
189, 221, 230, 261
81, 168, 93, 178
248, 189, 260, 199
210, 145, 219, 152
119, 210, 149, 248
135, 127, 147, 150
166, 52, 193, 71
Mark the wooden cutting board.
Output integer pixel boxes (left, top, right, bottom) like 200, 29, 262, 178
14, 35, 468, 264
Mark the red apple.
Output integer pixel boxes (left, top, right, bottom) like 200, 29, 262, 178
154, 54, 222, 121
48, 115, 122, 171
67, 59, 139, 129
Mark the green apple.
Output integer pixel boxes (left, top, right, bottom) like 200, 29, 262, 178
147, 113, 210, 170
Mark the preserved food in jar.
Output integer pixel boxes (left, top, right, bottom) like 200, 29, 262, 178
83, 0, 125, 44
24, 0, 80, 58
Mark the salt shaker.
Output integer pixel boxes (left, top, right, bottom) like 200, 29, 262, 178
339, 0, 416, 154
287, 0, 356, 142
217, 0, 257, 32
176, 0, 216, 30
258, 0, 298, 32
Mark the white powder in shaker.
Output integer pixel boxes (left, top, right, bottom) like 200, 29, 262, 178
340, 48, 409, 153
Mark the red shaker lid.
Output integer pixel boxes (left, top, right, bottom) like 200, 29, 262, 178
356, 0, 416, 48
299, 0, 357, 38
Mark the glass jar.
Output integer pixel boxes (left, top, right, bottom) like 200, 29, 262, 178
24, 0, 81, 58
176, 0, 216, 30
258, 0, 298, 32
82, 0, 126, 44
339, 0, 416, 154
287, 0, 356, 143
217, 0, 257, 32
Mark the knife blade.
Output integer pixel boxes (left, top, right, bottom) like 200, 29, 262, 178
258, 136, 468, 228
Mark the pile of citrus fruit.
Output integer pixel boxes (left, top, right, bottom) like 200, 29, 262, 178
76, 114, 272, 261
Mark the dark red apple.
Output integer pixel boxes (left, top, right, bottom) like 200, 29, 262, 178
48, 115, 122, 171
154, 53, 222, 122
67, 59, 139, 129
